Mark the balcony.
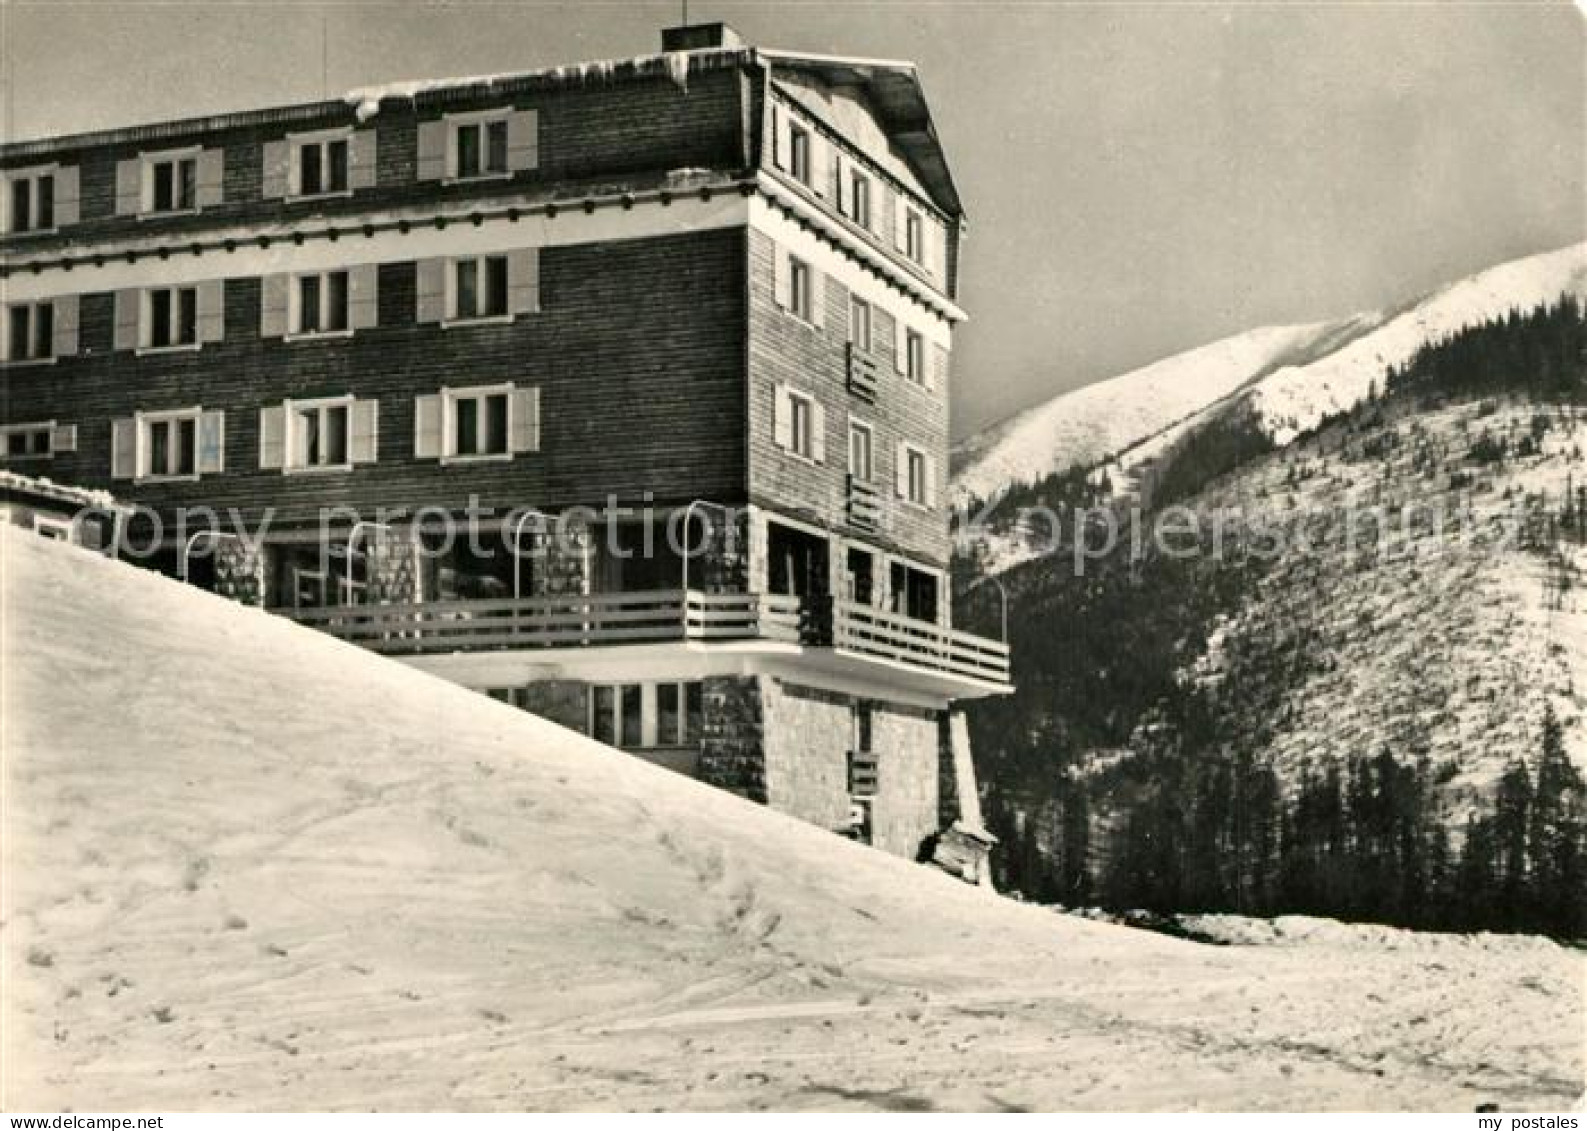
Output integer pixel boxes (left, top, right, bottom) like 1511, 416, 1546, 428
278, 588, 1012, 695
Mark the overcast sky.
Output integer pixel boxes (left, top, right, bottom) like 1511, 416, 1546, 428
3, 1, 1582, 436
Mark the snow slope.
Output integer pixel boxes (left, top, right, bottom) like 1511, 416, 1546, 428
954, 242, 1587, 504
2, 530, 1581, 1112
952, 321, 1351, 502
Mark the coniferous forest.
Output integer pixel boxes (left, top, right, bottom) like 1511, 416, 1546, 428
964, 298, 1587, 939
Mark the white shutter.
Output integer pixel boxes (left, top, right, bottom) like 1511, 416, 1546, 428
507, 109, 539, 172
925, 453, 938, 508
350, 398, 379, 464
770, 104, 786, 171
111, 418, 137, 480
349, 265, 379, 330
414, 394, 443, 459
772, 383, 793, 449
196, 148, 225, 209
811, 402, 826, 464
930, 344, 948, 392
197, 410, 225, 475
51, 424, 78, 453
260, 274, 290, 337
811, 268, 826, 329
348, 130, 378, 191
415, 258, 447, 323
810, 133, 829, 197
893, 193, 907, 251
259, 404, 287, 470
510, 387, 539, 453
51, 295, 79, 358
772, 247, 790, 309
113, 289, 141, 351
509, 247, 540, 315
115, 158, 141, 215
197, 280, 225, 343
53, 165, 79, 227
261, 139, 290, 198
893, 314, 907, 375
416, 120, 448, 181
894, 441, 908, 498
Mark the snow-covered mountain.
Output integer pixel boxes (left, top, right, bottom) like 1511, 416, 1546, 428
953, 242, 1587, 503
4, 530, 1580, 1111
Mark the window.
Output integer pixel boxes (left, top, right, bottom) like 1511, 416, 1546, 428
5, 302, 53, 362
297, 134, 349, 197
788, 390, 816, 460
788, 256, 814, 322
905, 445, 929, 506
149, 154, 197, 213
848, 169, 871, 229
854, 703, 874, 754
6, 170, 54, 233
849, 420, 873, 482
290, 399, 351, 469
456, 117, 509, 179
451, 388, 511, 458
904, 206, 924, 263
145, 287, 199, 349
453, 255, 509, 321
1, 424, 52, 460
592, 682, 703, 748
142, 412, 199, 480
294, 271, 350, 335
904, 329, 925, 384
788, 122, 811, 185
849, 296, 872, 353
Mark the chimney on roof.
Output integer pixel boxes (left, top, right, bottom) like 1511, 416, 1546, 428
661, 22, 743, 52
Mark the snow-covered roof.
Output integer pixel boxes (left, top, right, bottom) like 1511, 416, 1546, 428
0, 470, 129, 513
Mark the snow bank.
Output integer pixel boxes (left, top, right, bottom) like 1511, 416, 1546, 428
2, 529, 1580, 1111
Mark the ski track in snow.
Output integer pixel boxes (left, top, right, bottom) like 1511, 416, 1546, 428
2, 530, 1581, 1111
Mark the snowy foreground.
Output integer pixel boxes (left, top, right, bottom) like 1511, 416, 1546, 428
2, 531, 1581, 1112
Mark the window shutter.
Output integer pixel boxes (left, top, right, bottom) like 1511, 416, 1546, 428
350, 398, 379, 464
832, 152, 847, 213
810, 133, 829, 197
259, 273, 290, 338
115, 158, 141, 215
349, 265, 379, 330
770, 104, 785, 171
259, 404, 287, 470
196, 148, 225, 209
894, 441, 909, 498
414, 394, 443, 459
811, 268, 826, 329
51, 424, 78, 453
930, 344, 948, 392
113, 289, 141, 351
772, 247, 790, 309
508, 247, 540, 314
812, 402, 827, 464
197, 280, 225, 343
893, 314, 907, 375
415, 258, 447, 323
53, 166, 79, 227
261, 139, 290, 198
51, 295, 79, 358
772, 383, 793, 449
416, 120, 447, 181
348, 130, 378, 190
510, 387, 539, 453
925, 453, 938, 508
197, 410, 225, 475
507, 109, 539, 172
893, 194, 907, 251
111, 418, 137, 480
923, 220, 939, 279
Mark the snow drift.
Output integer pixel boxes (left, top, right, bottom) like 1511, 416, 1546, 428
2, 531, 1580, 1111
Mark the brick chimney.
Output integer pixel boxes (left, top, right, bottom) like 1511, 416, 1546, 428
661, 23, 744, 52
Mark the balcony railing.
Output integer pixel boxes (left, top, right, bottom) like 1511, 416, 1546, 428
278, 588, 1010, 686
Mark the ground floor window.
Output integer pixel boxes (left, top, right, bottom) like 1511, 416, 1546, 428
590, 680, 703, 749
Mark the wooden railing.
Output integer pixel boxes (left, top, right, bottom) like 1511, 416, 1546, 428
277, 588, 1009, 685
829, 598, 1011, 684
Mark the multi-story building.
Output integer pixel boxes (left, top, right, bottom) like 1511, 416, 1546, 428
0, 23, 1010, 866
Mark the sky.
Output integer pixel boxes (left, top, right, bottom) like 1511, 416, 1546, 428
2, 1, 1582, 437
